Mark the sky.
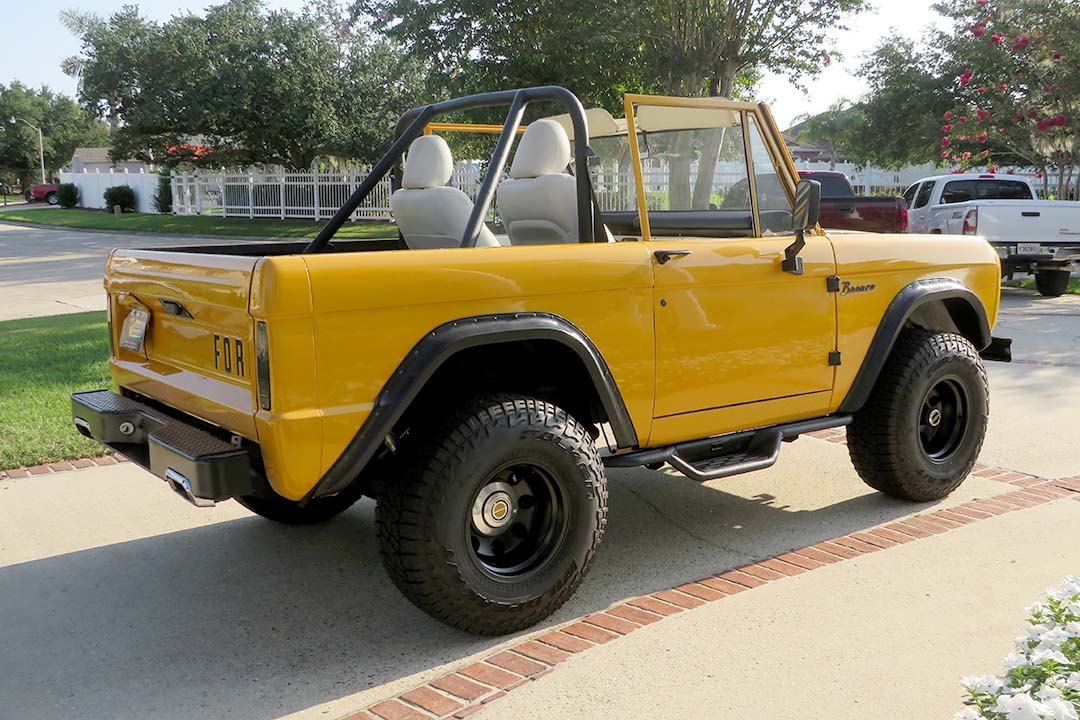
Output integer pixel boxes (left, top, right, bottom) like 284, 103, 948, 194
1, 0, 948, 131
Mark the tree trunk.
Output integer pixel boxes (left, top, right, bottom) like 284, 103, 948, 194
690, 69, 737, 210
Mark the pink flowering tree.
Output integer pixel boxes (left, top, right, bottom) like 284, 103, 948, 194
937, 0, 1079, 196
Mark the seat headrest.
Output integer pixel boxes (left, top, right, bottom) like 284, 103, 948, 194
509, 119, 572, 179
402, 135, 453, 189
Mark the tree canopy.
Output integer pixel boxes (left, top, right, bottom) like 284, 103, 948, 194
64, 0, 428, 168
0, 82, 109, 186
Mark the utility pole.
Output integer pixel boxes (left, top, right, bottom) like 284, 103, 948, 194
10, 117, 46, 184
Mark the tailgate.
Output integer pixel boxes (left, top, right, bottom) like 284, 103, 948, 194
976, 202, 1080, 246
105, 249, 260, 439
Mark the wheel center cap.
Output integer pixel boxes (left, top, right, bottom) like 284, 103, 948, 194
472, 482, 517, 535
928, 408, 943, 427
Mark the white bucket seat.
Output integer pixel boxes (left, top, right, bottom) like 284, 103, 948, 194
391, 134, 500, 249
497, 119, 580, 245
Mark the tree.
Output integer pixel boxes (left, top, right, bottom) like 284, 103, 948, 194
934, 0, 1079, 196
0, 82, 109, 189
795, 99, 864, 168
64, 0, 428, 168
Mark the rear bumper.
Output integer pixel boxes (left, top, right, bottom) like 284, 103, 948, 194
71, 390, 254, 506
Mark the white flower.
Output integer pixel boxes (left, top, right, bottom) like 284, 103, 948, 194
963, 675, 1005, 695
1042, 698, 1079, 720
1037, 627, 1071, 652
1064, 672, 1080, 691
955, 708, 985, 720
1036, 684, 1063, 701
1029, 624, 1052, 642
993, 693, 1047, 720
1064, 621, 1080, 638
1030, 648, 1070, 665
1004, 652, 1030, 670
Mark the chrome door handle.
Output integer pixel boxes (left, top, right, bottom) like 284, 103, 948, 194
654, 249, 693, 265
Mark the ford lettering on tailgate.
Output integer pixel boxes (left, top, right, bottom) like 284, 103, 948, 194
213, 334, 246, 378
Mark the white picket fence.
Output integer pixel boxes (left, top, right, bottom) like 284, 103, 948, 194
59, 168, 161, 214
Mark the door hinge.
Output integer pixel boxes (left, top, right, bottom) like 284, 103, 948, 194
829, 351, 842, 366
826, 276, 841, 293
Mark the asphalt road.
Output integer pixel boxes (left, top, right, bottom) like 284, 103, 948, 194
1, 286, 1078, 719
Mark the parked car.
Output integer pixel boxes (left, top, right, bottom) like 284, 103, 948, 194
24, 183, 59, 205
798, 170, 908, 233
71, 88, 1010, 635
904, 173, 1080, 297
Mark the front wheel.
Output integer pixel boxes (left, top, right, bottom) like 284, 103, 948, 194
376, 395, 607, 635
847, 329, 988, 502
1035, 268, 1071, 297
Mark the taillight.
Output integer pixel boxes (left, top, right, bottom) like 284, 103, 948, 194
900, 206, 909, 232
256, 321, 271, 411
962, 208, 979, 235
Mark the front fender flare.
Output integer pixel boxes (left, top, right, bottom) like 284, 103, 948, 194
305, 312, 637, 500
837, 278, 991, 414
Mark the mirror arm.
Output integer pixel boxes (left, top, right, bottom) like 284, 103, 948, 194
781, 229, 806, 275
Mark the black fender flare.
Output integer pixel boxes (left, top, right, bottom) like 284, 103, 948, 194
837, 278, 991, 414
306, 312, 637, 500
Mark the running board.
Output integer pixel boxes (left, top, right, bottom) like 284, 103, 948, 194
603, 415, 852, 483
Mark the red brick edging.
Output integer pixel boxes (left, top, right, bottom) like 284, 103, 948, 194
0, 453, 128, 480
337, 452, 1080, 720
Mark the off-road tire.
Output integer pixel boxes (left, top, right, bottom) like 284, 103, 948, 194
236, 481, 365, 524
847, 328, 988, 502
1035, 268, 1071, 298
376, 394, 607, 635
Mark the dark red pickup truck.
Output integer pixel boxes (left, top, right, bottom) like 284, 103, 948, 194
24, 183, 59, 204
799, 170, 908, 233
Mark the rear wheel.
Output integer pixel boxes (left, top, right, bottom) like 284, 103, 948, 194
46, 192, 58, 205
1035, 268, 1071, 297
847, 329, 988, 502
376, 394, 606, 635
236, 481, 365, 524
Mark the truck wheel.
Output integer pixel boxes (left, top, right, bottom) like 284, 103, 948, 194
1035, 268, 1071, 297
46, 192, 58, 205
377, 395, 607, 635
236, 481, 365, 524
847, 329, 988, 502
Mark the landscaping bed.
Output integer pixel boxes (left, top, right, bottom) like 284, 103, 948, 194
0, 208, 397, 239
0, 312, 111, 469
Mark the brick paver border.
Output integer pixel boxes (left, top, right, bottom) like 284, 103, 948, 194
0, 453, 128, 480
336, 451, 1080, 720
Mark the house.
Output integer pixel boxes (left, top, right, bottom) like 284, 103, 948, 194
68, 148, 148, 174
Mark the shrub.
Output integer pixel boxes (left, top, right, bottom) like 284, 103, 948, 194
956, 577, 1080, 719
57, 183, 79, 208
103, 185, 136, 213
153, 175, 173, 214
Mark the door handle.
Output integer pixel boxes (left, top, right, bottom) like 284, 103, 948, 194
654, 249, 693, 265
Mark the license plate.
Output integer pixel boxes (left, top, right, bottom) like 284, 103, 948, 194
120, 306, 150, 352
1017, 242, 1041, 255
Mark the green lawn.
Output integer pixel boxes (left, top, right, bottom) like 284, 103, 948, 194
0, 312, 112, 469
0, 208, 397, 239
1, 194, 26, 206
1011, 277, 1080, 295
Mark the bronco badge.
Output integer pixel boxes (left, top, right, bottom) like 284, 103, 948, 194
840, 280, 877, 296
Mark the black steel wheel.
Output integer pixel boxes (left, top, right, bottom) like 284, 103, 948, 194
1035, 268, 1071, 298
848, 329, 988, 502
377, 394, 606, 635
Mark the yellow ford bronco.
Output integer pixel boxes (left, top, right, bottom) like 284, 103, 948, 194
72, 87, 1011, 635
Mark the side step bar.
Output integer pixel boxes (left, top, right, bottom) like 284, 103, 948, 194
603, 415, 852, 483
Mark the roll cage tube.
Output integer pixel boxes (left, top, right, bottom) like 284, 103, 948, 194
303, 86, 596, 253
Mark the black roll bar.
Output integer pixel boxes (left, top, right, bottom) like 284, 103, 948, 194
303, 86, 594, 254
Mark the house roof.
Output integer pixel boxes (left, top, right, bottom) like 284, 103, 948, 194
71, 147, 113, 164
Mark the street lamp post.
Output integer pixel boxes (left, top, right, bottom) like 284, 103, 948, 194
10, 117, 46, 184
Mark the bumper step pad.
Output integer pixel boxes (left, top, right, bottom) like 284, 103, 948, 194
71, 390, 253, 505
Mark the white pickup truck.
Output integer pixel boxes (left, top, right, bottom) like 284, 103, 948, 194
904, 173, 1080, 297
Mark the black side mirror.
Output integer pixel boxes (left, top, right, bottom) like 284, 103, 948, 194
782, 179, 822, 275
792, 178, 821, 232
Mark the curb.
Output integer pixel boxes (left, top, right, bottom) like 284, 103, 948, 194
0, 453, 129, 480
335, 457, 1080, 720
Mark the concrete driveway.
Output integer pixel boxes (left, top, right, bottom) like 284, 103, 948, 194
0, 222, 260, 321
1, 286, 1078, 719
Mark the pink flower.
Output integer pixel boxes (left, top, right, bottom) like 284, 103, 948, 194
944, 110, 954, 121
990, 32, 1005, 45
959, 69, 974, 86
962, 151, 972, 160
1035, 172, 1043, 179
989, 166, 998, 173
823, 53, 833, 66
1052, 51, 1062, 61
971, 25, 986, 38
942, 124, 954, 132
976, 131, 988, 143
978, 86, 987, 94
1037, 119, 1051, 131
976, 109, 991, 121
1001, 84, 1009, 91
941, 137, 952, 148
1053, 115, 1067, 126
941, 151, 950, 159
977, 0, 987, 5
959, 116, 968, 124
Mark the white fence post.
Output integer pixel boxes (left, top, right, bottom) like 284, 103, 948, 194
313, 166, 321, 222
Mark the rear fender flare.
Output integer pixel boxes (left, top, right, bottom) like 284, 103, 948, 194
306, 312, 636, 500
837, 278, 990, 414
